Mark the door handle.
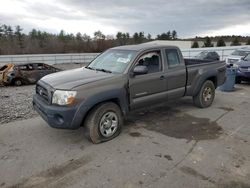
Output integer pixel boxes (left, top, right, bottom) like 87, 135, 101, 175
160, 75, 165, 80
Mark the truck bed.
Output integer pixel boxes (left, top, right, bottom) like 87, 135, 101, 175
184, 58, 226, 96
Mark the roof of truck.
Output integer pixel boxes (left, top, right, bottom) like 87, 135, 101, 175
111, 42, 178, 51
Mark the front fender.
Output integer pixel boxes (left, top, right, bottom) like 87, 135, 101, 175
75, 87, 129, 125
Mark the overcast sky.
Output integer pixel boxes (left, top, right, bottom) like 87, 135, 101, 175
0, 0, 250, 38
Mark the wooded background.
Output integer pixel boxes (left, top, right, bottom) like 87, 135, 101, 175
0, 24, 249, 55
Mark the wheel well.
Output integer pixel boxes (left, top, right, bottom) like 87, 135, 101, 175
11, 77, 23, 84
207, 76, 217, 88
80, 98, 122, 127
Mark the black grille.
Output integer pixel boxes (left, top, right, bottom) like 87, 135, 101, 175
36, 84, 49, 102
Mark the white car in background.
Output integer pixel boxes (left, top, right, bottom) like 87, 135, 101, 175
226, 48, 250, 65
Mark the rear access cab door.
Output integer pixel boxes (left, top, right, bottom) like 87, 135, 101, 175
164, 47, 187, 100
128, 49, 168, 109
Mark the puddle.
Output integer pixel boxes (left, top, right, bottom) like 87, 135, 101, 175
128, 105, 223, 141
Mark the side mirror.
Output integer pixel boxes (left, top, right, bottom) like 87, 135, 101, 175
133, 66, 148, 76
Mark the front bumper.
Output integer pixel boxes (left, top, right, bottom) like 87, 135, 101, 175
236, 70, 250, 80
33, 94, 86, 129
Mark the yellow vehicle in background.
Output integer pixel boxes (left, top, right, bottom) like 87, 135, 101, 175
0, 64, 14, 85
0, 63, 60, 86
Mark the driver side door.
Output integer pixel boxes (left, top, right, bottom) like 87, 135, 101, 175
129, 50, 167, 109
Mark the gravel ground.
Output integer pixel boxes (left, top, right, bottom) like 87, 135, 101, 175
0, 63, 86, 124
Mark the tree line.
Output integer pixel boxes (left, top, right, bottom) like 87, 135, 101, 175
191, 36, 250, 48
0, 24, 179, 55
1, 24, 250, 54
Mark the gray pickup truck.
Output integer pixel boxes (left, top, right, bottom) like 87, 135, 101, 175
33, 44, 226, 143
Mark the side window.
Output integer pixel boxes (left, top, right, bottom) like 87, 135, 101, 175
0, 65, 8, 71
19, 64, 34, 71
44, 64, 52, 70
18, 65, 26, 70
27, 64, 34, 70
135, 51, 162, 74
165, 49, 180, 67
207, 52, 213, 58
37, 63, 45, 70
18, 65, 30, 71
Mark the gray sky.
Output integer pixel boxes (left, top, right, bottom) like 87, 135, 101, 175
0, 0, 250, 38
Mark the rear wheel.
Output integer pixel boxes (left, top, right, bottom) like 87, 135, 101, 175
85, 102, 123, 144
193, 80, 215, 108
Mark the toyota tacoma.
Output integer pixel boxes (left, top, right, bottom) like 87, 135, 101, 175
33, 44, 226, 143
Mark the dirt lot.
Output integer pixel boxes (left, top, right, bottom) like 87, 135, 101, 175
0, 82, 250, 188
0, 63, 85, 124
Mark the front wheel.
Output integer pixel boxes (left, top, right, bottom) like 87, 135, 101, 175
85, 102, 123, 144
193, 80, 215, 108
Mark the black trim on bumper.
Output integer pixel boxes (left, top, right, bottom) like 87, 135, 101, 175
33, 94, 85, 129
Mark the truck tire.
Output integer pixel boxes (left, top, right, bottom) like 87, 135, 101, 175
193, 80, 215, 108
14, 79, 22, 86
85, 102, 123, 144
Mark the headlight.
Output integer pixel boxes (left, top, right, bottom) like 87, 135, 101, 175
233, 64, 239, 68
52, 90, 77, 105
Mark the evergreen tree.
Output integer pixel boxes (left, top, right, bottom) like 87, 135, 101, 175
116, 32, 123, 45
133, 32, 140, 44
166, 31, 171, 39
191, 41, 199, 48
15, 25, 25, 49
156, 32, 171, 40
171, 30, 177, 40
246, 38, 250, 45
203, 36, 214, 47
147, 33, 152, 40
76, 32, 82, 41
0, 24, 3, 38
58, 30, 66, 41
230, 37, 241, 46
116, 32, 130, 45
29, 29, 38, 39
82, 33, 91, 41
216, 37, 226, 47
94, 30, 105, 40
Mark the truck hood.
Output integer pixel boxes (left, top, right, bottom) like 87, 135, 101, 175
40, 67, 114, 90
236, 60, 250, 67
227, 55, 243, 59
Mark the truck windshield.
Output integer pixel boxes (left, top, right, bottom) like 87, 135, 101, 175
87, 49, 136, 73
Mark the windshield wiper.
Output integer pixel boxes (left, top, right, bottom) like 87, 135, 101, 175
85, 66, 112, 73
85, 66, 94, 70
95, 68, 112, 73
